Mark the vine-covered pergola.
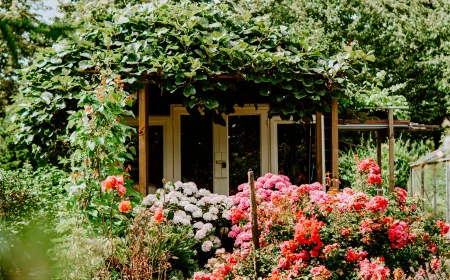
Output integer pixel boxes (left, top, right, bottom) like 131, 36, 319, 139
9, 1, 373, 194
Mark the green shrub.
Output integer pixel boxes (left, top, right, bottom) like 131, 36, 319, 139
339, 135, 430, 190
0, 164, 69, 278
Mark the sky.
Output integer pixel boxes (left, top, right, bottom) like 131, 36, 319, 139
38, 0, 62, 22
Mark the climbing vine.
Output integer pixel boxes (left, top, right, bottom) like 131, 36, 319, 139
8, 0, 372, 163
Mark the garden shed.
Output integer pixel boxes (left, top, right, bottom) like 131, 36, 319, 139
410, 146, 450, 221
10, 2, 375, 196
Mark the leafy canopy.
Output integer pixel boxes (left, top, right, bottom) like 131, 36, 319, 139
8, 0, 370, 163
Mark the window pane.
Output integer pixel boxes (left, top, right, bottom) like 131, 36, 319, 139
181, 116, 213, 191
228, 115, 260, 193
277, 124, 315, 185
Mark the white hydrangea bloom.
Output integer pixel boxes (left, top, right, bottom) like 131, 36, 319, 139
192, 210, 203, 218
203, 212, 213, 221
222, 210, 231, 219
193, 221, 204, 229
189, 196, 198, 203
174, 181, 183, 189
195, 229, 207, 240
201, 240, 213, 252
211, 236, 221, 246
169, 197, 178, 204
184, 203, 198, 213
209, 206, 219, 215
198, 189, 211, 196
202, 223, 214, 232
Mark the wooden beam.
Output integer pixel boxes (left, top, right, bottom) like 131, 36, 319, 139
376, 131, 382, 172
315, 111, 324, 184
331, 98, 339, 188
388, 108, 395, 192
138, 85, 149, 196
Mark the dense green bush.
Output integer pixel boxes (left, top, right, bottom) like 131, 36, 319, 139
339, 135, 430, 190
0, 164, 69, 278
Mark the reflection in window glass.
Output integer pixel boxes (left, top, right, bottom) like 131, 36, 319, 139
181, 116, 213, 191
278, 124, 315, 185
228, 116, 260, 193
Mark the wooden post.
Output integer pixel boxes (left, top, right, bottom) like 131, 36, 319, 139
248, 169, 260, 279
421, 167, 425, 211
376, 130, 383, 173
388, 108, 395, 192
446, 162, 450, 222
315, 112, 324, 184
433, 164, 437, 218
138, 85, 149, 196
331, 98, 339, 189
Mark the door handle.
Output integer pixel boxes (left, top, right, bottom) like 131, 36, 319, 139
215, 160, 227, 168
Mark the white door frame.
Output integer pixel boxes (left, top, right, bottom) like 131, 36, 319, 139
124, 116, 174, 185
269, 115, 318, 178
172, 105, 269, 194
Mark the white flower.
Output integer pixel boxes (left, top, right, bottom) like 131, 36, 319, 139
193, 221, 204, 229
192, 210, 203, 218
165, 182, 175, 192
198, 189, 211, 196
142, 195, 156, 206
210, 236, 221, 246
203, 212, 213, 221
202, 223, 214, 232
215, 248, 226, 255
195, 229, 207, 240
208, 206, 219, 215
179, 201, 189, 207
190, 197, 198, 204
169, 197, 178, 204
174, 181, 183, 190
201, 240, 213, 252
222, 210, 231, 219
184, 203, 199, 213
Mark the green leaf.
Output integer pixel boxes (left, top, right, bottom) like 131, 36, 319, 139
204, 99, 219, 109
87, 141, 95, 151
50, 56, 62, 64
260, 87, 271, 96
78, 60, 93, 70
41, 92, 53, 104
365, 54, 376, 62
183, 86, 196, 97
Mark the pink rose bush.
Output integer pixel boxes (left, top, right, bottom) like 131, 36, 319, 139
194, 160, 450, 279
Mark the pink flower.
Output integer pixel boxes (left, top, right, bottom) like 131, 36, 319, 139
388, 220, 410, 249
115, 175, 124, 187
358, 258, 390, 280
311, 265, 331, 279
117, 186, 126, 196
431, 257, 441, 270
118, 200, 131, 213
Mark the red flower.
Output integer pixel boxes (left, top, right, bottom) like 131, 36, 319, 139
118, 200, 131, 213
436, 220, 450, 235
388, 220, 410, 249
154, 207, 164, 223
366, 196, 389, 213
229, 208, 245, 224
394, 187, 407, 204
367, 173, 382, 185
102, 176, 117, 191
346, 249, 368, 262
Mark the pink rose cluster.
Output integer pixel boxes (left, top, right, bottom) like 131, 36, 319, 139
358, 257, 390, 280
357, 158, 382, 185
101, 175, 127, 196
101, 175, 130, 213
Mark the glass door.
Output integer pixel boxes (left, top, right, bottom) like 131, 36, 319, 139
174, 105, 269, 195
